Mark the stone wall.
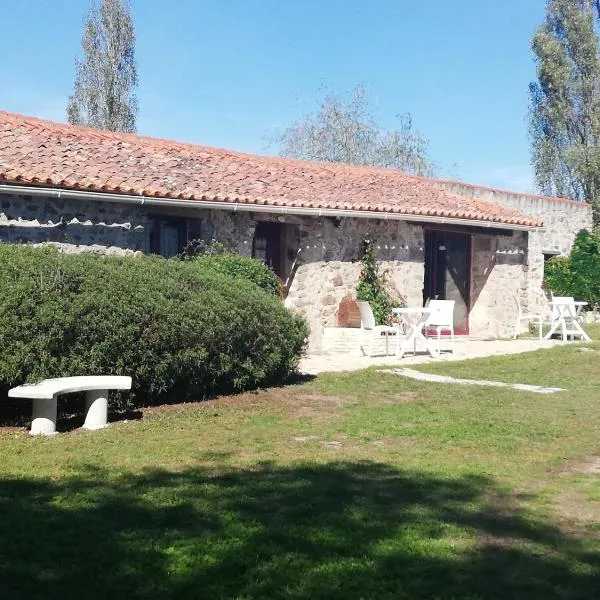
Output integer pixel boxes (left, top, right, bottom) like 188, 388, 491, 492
469, 231, 528, 338
436, 181, 593, 315
285, 218, 425, 349
0, 192, 151, 254
0, 187, 588, 351
436, 180, 593, 254
0, 192, 257, 256
204, 209, 256, 255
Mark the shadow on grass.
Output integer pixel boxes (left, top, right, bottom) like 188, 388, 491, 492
0, 462, 598, 599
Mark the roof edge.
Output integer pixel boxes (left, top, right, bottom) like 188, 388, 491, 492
0, 183, 543, 232
0, 109, 575, 207
435, 178, 586, 207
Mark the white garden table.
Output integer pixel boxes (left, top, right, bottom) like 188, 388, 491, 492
543, 300, 590, 342
392, 307, 439, 359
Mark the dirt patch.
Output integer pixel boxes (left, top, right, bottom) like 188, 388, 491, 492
477, 534, 531, 551
475, 491, 542, 552
579, 457, 600, 474
142, 388, 357, 424
290, 435, 319, 443
290, 395, 355, 423
370, 438, 418, 449
551, 455, 600, 476
293, 405, 341, 423
381, 392, 421, 405
0, 426, 28, 438
553, 490, 600, 534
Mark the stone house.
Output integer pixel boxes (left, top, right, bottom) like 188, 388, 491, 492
0, 110, 592, 351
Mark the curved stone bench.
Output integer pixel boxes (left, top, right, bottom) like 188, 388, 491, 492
8, 376, 132, 435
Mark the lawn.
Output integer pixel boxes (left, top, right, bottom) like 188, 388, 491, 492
1, 334, 600, 599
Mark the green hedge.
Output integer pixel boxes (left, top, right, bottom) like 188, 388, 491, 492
544, 229, 600, 309
0, 245, 308, 408
191, 253, 281, 297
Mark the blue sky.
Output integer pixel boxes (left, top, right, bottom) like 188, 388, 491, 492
0, 1, 546, 192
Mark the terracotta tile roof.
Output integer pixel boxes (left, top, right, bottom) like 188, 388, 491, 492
0, 110, 542, 228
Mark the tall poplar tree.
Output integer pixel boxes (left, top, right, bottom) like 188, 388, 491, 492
67, 0, 138, 133
529, 0, 600, 222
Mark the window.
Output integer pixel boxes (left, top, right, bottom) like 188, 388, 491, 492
147, 216, 189, 258
543, 251, 560, 262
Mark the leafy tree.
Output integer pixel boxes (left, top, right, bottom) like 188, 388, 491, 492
278, 86, 435, 176
529, 0, 600, 222
544, 228, 600, 308
543, 255, 572, 296
67, 0, 138, 132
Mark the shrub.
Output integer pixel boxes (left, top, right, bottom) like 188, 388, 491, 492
0, 245, 308, 409
191, 253, 281, 297
544, 229, 600, 309
568, 229, 600, 308
356, 240, 400, 324
179, 238, 230, 257
543, 256, 572, 297
179, 239, 281, 296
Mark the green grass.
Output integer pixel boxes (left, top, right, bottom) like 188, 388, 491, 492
1, 335, 600, 599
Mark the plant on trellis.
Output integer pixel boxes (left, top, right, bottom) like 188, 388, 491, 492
356, 239, 402, 324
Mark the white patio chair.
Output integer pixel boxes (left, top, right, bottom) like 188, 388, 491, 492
513, 295, 543, 341
551, 296, 583, 323
422, 299, 455, 353
549, 296, 588, 340
357, 301, 399, 357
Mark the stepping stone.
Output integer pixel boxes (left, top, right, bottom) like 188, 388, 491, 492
380, 368, 565, 395
322, 440, 343, 448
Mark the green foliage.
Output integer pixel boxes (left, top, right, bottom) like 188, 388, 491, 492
529, 0, 600, 222
179, 238, 230, 258
179, 240, 281, 297
67, 0, 138, 132
0, 245, 308, 408
356, 240, 398, 324
544, 228, 600, 308
568, 228, 600, 307
4, 341, 600, 598
543, 256, 572, 296
192, 253, 282, 297
278, 85, 436, 177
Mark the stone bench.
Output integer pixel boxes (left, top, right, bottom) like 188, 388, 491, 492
8, 376, 132, 435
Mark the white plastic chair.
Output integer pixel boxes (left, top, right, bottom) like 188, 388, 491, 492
357, 301, 398, 356
422, 299, 455, 353
513, 295, 543, 340
549, 296, 587, 340
551, 296, 582, 323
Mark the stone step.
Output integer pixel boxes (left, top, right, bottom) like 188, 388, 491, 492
322, 327, 399, 356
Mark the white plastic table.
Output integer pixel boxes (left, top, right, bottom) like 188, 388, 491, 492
392, 307, 439, 359
543, 300, 590, 342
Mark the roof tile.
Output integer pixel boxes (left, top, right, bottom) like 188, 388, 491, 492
0, 110, 542, 228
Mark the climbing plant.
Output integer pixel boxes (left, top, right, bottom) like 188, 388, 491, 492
356, 240, 398, 324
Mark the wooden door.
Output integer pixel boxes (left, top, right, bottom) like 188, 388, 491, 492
423, 230, 471, 334
252, 222, 283, 277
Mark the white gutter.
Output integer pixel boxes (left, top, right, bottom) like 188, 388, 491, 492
0, 183, 542, 232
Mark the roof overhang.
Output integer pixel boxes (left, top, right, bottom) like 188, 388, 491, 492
0, 183, 543, 232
